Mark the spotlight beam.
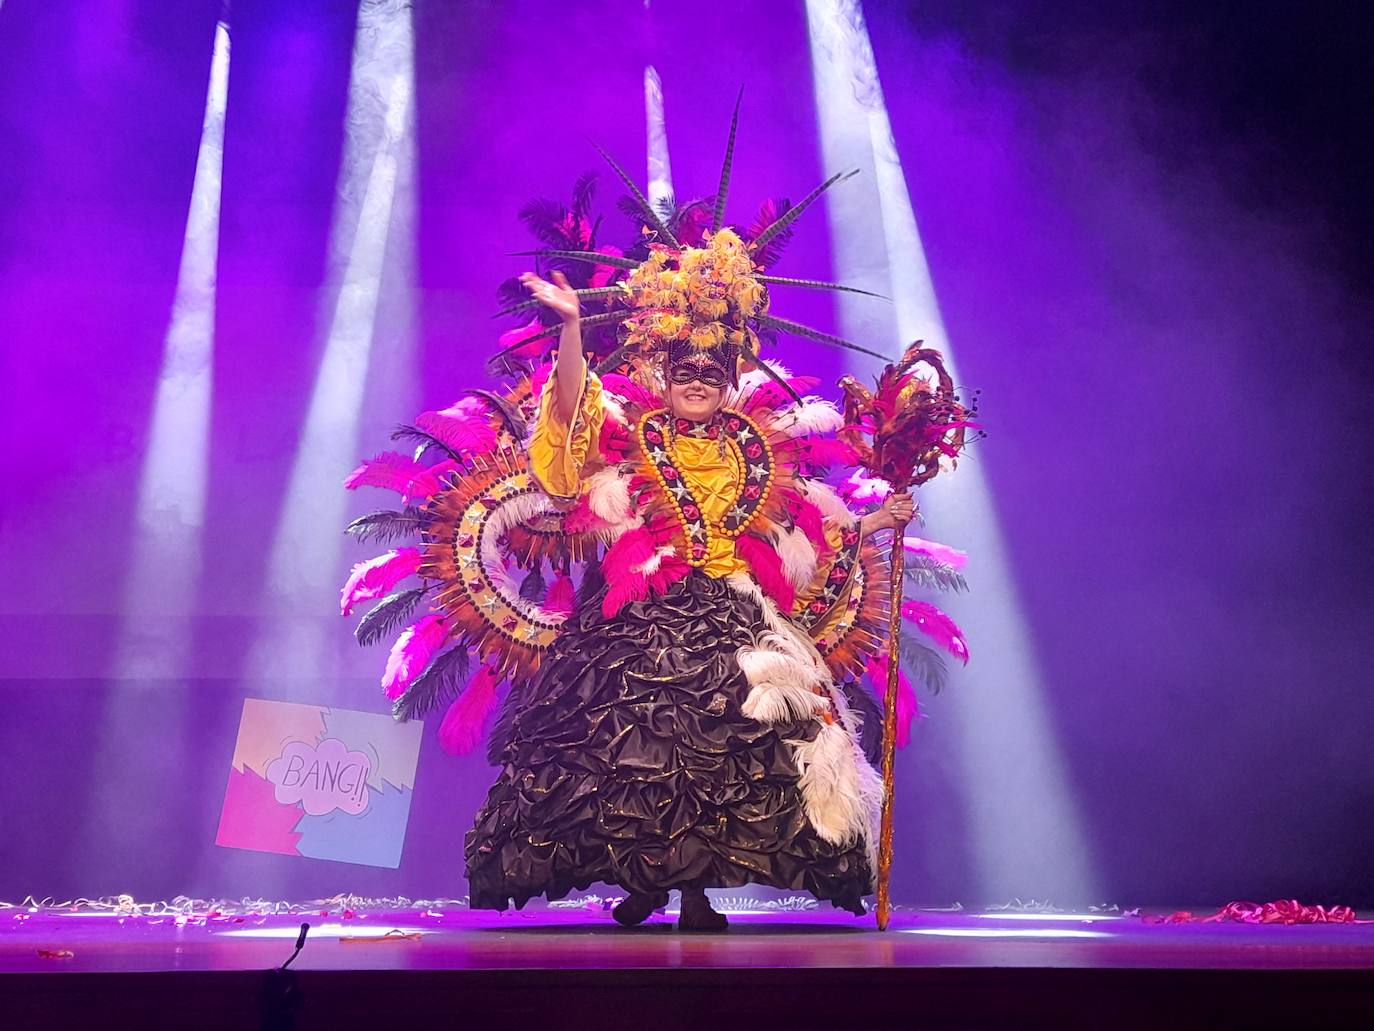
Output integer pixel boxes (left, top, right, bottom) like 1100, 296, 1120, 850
112, 17, 230, 680
806, 0, 1101, 905
85, 15, 231, 878
644, 65, 674, 208
246, 0, 417, 693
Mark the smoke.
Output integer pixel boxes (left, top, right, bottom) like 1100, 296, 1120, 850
863, 2, 1374, 905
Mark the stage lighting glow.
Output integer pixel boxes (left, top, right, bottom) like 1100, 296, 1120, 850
973, 912, 1122, 922
110, 17, 230, 681
82, 14, 231, 881
217, 924, 425, 939
246, 0, 417, 690
900, 927, 1112, 939
806, 0, 1100, 904
644, 65, 674, 207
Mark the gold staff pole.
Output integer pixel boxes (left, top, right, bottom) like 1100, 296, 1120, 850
876, 510, 909, 931
840, 341, 969, 932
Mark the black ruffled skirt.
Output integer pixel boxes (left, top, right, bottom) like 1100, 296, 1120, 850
464, 571, 873, 914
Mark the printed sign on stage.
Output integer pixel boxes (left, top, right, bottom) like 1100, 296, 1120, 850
215, 698, 423, 868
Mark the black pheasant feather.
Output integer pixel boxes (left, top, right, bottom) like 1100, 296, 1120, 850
344, 507, 426, 545
393, 645, 472, 722
355, 586, 431, 648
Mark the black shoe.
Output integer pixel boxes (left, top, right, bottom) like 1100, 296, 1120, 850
613, 891, 668, 927
678, 889, 729, 932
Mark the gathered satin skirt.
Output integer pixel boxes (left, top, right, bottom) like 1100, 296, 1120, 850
464, 571, 873, 914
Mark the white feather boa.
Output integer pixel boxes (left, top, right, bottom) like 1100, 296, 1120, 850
584, 464, 642, 540
727, 575, 883, 874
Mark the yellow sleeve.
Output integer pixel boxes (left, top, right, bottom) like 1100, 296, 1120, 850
527, 363, 605, 502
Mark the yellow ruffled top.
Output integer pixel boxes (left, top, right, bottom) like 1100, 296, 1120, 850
527, 362, 748, 578
666, 434, 749, 578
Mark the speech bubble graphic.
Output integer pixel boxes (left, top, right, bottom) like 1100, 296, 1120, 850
265, 738, 371, 816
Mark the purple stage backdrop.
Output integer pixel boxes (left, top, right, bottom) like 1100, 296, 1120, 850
1, 0, 1371, 909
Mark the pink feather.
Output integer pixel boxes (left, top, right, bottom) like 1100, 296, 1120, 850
840, 468, 892, 504
381, 614, 449, 700
563, 497, 612, 535
500, 317, 553, 360
345, 451, 426, 493
865, 656, 918, 748
589, 245, 624, 289
788, 496, 828, 551
529, 360, 553, 402
340, 548, 422, 616
742, 375, 821, 414
647, 553, 691, 594
785, 437, 857, 468
600, 373, 662, 410
543, 573, 577, 617
901, 600, 970, 664
602, 527, 655, 573
438, 665, 504, 756
903, 536, 969, 570
598, 417, 633, 459
603, 574, 650, 617
414, 397, 497, 455
735, 534, 795, 612
401, 459, 456, 502
600, 528, 655, 616
344, 453, 456, 502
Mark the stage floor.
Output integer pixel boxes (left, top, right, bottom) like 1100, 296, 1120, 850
4, 903, 1374, 973
5, 902, 1374, 1028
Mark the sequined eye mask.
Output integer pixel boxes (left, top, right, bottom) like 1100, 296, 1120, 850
668, 363, 729, 388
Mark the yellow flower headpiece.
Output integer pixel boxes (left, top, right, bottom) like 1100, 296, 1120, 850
620, 228, 768, 368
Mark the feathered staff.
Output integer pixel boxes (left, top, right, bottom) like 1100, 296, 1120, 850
837, 342, 978, 930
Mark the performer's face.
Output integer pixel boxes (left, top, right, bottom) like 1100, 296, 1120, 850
667, 379, 725, 422
666, 359, 727, 422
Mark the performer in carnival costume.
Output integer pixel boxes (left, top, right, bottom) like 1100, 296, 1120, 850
340, 105, 977, 931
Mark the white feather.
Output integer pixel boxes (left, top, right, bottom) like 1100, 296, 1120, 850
788, 721, 884, 866
732, 572, 832, 725
728, 573, 881, 872
730, 359, 795, 408
630, 545, 675, 576
737, 651, 831, 722
742, 685, 830, 724
585, 464, 637, 529
775, 526, 818, 589
727, 575, 829, 676
853, 739, 885, 875
473, 492, 570, 625
754, 632, 825, 685
787, 722, 857, 844
481, 491, 551, 574
731, 579, 830, 708
803, 479, 859, 527
774, 397, 843, 436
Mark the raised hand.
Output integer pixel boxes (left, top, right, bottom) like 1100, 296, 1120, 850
520, 270, 580, 324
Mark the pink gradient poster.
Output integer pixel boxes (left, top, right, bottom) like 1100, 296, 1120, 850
215, 699, 423, 868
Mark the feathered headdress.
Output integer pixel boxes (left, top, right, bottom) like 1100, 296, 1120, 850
488, 92, 890, 401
